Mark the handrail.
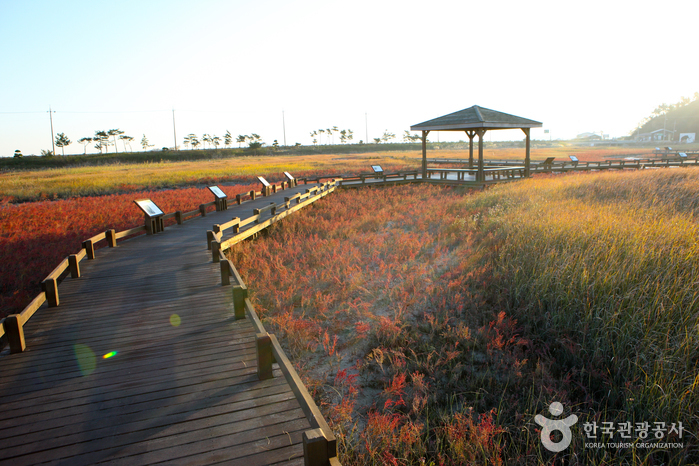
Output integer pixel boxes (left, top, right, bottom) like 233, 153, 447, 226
115, 225, 147, 240
44, 258, 69, 282
219, 255, 340, 465
19, 294, 46, 325
217, 181, 339, 253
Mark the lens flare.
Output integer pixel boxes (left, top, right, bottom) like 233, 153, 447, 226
73, 344, 96, 376
103, 351, 118, 359
170, 314, 181, 327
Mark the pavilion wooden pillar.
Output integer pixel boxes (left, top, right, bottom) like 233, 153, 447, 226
522, 128, 531, 177
476, 129, 486, 182
465, 131, 475, 169
421, 130, 430, 179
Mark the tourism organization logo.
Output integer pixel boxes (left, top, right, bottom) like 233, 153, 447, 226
535, 402, 578, 452
535, 402, 685, 452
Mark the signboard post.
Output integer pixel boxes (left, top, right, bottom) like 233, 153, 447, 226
257, 176, 272, 196
134, 199, 165, 235
284, 171, 296, 187
208, 186, 228, 211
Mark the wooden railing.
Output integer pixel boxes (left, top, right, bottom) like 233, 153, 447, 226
215, 257, 340, 465
425, 166, 525, 181
528, 157, 699, 173
210, 180, 340, 257
1, 225, 143, 353
426, 157, 699, 173
210, 183, 342, 466
338, 170, 419, 185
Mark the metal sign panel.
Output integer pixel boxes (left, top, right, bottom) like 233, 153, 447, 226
208, 186, 227, 199
283, 171, 295, 181
371, 165, 384, 173
133, 199, 164, 217
257, 176, 271, 187
569, 155, 579, 162
679, 152, 687, 158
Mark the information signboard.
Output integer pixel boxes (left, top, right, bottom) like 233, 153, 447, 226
133, 199, 164, 217
257, 176, 271, 187
208, 186, 227, 199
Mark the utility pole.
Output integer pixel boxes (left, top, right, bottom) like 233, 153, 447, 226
282, 110, 286, 146
172, 109, 178, 150
48, 106, 56, 156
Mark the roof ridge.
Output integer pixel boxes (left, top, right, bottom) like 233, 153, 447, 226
473, 105, 484, 122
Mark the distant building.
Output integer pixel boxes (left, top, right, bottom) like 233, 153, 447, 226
576, 132, 603, 140
636, 128, 675, 142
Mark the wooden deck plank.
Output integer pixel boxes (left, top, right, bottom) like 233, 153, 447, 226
85, 417, 308, 466
0, 387, 299, 455
0, 330, 256, 384
0, 346, 258, 409
0, 327, 255, 377
0, 185, 321, 465
0, 396, 304, 464
0, 376, 291, 442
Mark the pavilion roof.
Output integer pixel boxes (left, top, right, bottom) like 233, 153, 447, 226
410, 105, 542, 131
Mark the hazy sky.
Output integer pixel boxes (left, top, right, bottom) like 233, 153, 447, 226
2, 0, 697, 156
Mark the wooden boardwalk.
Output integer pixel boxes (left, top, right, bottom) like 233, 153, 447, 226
0, 184, 329, 465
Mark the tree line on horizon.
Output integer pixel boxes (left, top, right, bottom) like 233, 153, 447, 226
15, 123, 421, 158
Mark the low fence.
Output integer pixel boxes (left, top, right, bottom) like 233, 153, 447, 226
426, 166, 525, 181
529, 157, 699, 172
209, 179, 339, 257
209, 179, 341, 465
216, 254, 341, 466
427, 157, 699, 173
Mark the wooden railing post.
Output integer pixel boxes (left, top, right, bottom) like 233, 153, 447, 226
106, 229, 117, 247
250, 190, 256, 200
211, 239, 221, 263
256, 332, 274, 380
69, 254, 81, 278
232, 285, 248, 320
206, 230, 215, 251
4, 315, 26, 353
43, 278, 59, 307
236, 194, 242, 205
303, 429, 333, 466
220, 260, 231, 285
82, 239, 95, 260
175, 211, 183, 224
199, 204, 207, 217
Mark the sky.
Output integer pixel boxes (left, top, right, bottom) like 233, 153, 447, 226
1, 0, 698, 156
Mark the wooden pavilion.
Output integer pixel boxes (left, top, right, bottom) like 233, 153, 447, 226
410, 105, 542, 182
